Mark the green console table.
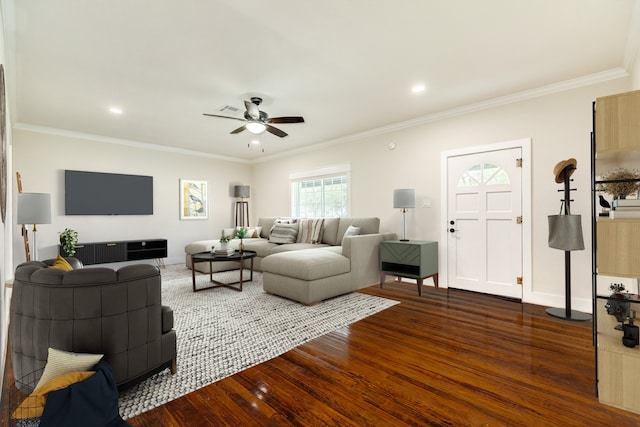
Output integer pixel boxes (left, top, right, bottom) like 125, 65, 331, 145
380, 240, 438, 296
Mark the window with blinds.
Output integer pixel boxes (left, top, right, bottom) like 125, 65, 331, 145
291, 174, 348, 217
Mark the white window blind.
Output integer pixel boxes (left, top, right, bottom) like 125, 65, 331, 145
290, 164, 350, 217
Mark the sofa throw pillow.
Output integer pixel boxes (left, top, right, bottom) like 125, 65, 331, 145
297, 218, 325, 244
235, 226, 261, 238
49, 255, 73, 271
341, 225, 361, 246
275, 218, 297, 224
269, 223, 299, 244
13, 371, 95, 419
35, 348, 103, 391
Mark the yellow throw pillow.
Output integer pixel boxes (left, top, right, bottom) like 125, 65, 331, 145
12, 371, 95, 419
48, 255, 73, 271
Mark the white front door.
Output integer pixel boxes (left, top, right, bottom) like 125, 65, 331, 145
446, 147, 523, 299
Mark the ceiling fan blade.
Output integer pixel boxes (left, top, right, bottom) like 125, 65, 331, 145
244, 100, 261, 120
268, 116, 305, 124
265, 124, 288, 138
203, 113, 246, 122
230, 125, 247, 134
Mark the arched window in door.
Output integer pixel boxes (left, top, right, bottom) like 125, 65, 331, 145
457, 163, 510, 187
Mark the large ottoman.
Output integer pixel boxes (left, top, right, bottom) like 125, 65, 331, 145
261, 249, 352, 305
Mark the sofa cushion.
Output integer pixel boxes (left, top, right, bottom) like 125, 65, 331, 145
269, 223, 298, 244
342, 225, 361, 245
262, 249, 350, 280
321, 218, 341, 245
269, 242, 330, 254
243, 240, 279, 257
221, 226, 263, 239
297, 218, 325, 244
35, 348, 103, 390
49, 255, 74, 271
336, 217, 380, 243
257, 217, 278, 238
14, 370, 96, 419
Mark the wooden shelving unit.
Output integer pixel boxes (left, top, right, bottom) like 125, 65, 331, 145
593, 89, 640, 414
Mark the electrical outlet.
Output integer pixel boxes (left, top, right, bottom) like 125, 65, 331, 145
423, 199, 431, 208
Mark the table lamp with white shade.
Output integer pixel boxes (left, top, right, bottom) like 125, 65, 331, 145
393, 188, 415, 241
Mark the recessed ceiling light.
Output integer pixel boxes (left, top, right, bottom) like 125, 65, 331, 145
109, 107, 123, 114
411, 85, 426, 94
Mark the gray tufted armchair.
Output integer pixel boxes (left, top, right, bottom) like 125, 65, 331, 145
10, 258, 177, 392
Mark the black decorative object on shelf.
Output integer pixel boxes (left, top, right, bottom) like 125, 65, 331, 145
604, 294, 630, 329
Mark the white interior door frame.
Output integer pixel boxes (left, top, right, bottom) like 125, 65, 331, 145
440, 138, 532, 301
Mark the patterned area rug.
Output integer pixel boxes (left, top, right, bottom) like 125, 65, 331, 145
118, 265, 399, 419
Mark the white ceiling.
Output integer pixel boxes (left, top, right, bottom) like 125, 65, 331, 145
4, 0, 639, 162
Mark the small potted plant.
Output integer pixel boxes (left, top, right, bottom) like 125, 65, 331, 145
59, 228, 79, 257
219, 231, 231, 250
609, 282, 626, 295
235, 227, 248, 252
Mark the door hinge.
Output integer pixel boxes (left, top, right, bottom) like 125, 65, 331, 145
517, 276, 523, 285
516, 216, 523, 224
516, 158, 523, 168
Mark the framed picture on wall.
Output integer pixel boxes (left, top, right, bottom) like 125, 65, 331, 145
180, 179, 208, 220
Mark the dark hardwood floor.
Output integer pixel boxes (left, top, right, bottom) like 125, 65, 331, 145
4, 280, 640, 426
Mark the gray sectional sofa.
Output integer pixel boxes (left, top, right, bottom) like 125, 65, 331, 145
184, 217, 396, 304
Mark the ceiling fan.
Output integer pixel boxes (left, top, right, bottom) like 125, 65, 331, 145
203, 97, 304, 138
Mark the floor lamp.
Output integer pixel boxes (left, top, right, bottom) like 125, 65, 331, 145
234, 185, 250, 227
394, 189, 415, 241
17, 192, 51, 261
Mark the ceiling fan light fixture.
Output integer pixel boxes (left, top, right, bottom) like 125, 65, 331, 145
246, 121, 266, 134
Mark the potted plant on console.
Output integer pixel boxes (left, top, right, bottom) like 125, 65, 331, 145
59, 228, 79, 257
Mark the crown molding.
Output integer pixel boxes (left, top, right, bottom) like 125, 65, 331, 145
13, 123, 251, 164
15, 67, 630, 166
255, 68, 629, 163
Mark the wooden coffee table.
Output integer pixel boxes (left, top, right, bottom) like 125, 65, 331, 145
191, 250, 257, 292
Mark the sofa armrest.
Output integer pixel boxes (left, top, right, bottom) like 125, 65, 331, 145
161, 305, 174, 333
342, 232, 397, 289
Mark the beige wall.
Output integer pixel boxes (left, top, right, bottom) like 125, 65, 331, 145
8, 78, 634, 314
633, 47, 640, 90
11, 130, 252, 266
252, 78, 631, 311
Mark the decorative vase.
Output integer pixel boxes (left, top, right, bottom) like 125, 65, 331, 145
239, 241, 245, 253
220, 242, 229, 251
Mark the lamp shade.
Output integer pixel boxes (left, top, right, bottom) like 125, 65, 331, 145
233, 185, 250, 198
17, 193, 51, 224
393, 189, 415, 209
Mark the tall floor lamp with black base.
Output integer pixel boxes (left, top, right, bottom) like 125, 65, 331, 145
17, 192, 51, 261
234, 185, 250, 227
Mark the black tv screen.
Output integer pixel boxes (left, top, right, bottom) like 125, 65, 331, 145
65, 170, 153, 215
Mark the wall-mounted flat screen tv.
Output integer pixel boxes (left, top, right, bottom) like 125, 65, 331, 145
65, 170, 153, 215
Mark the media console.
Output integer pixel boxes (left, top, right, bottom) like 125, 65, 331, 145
61, 239, 168, 265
